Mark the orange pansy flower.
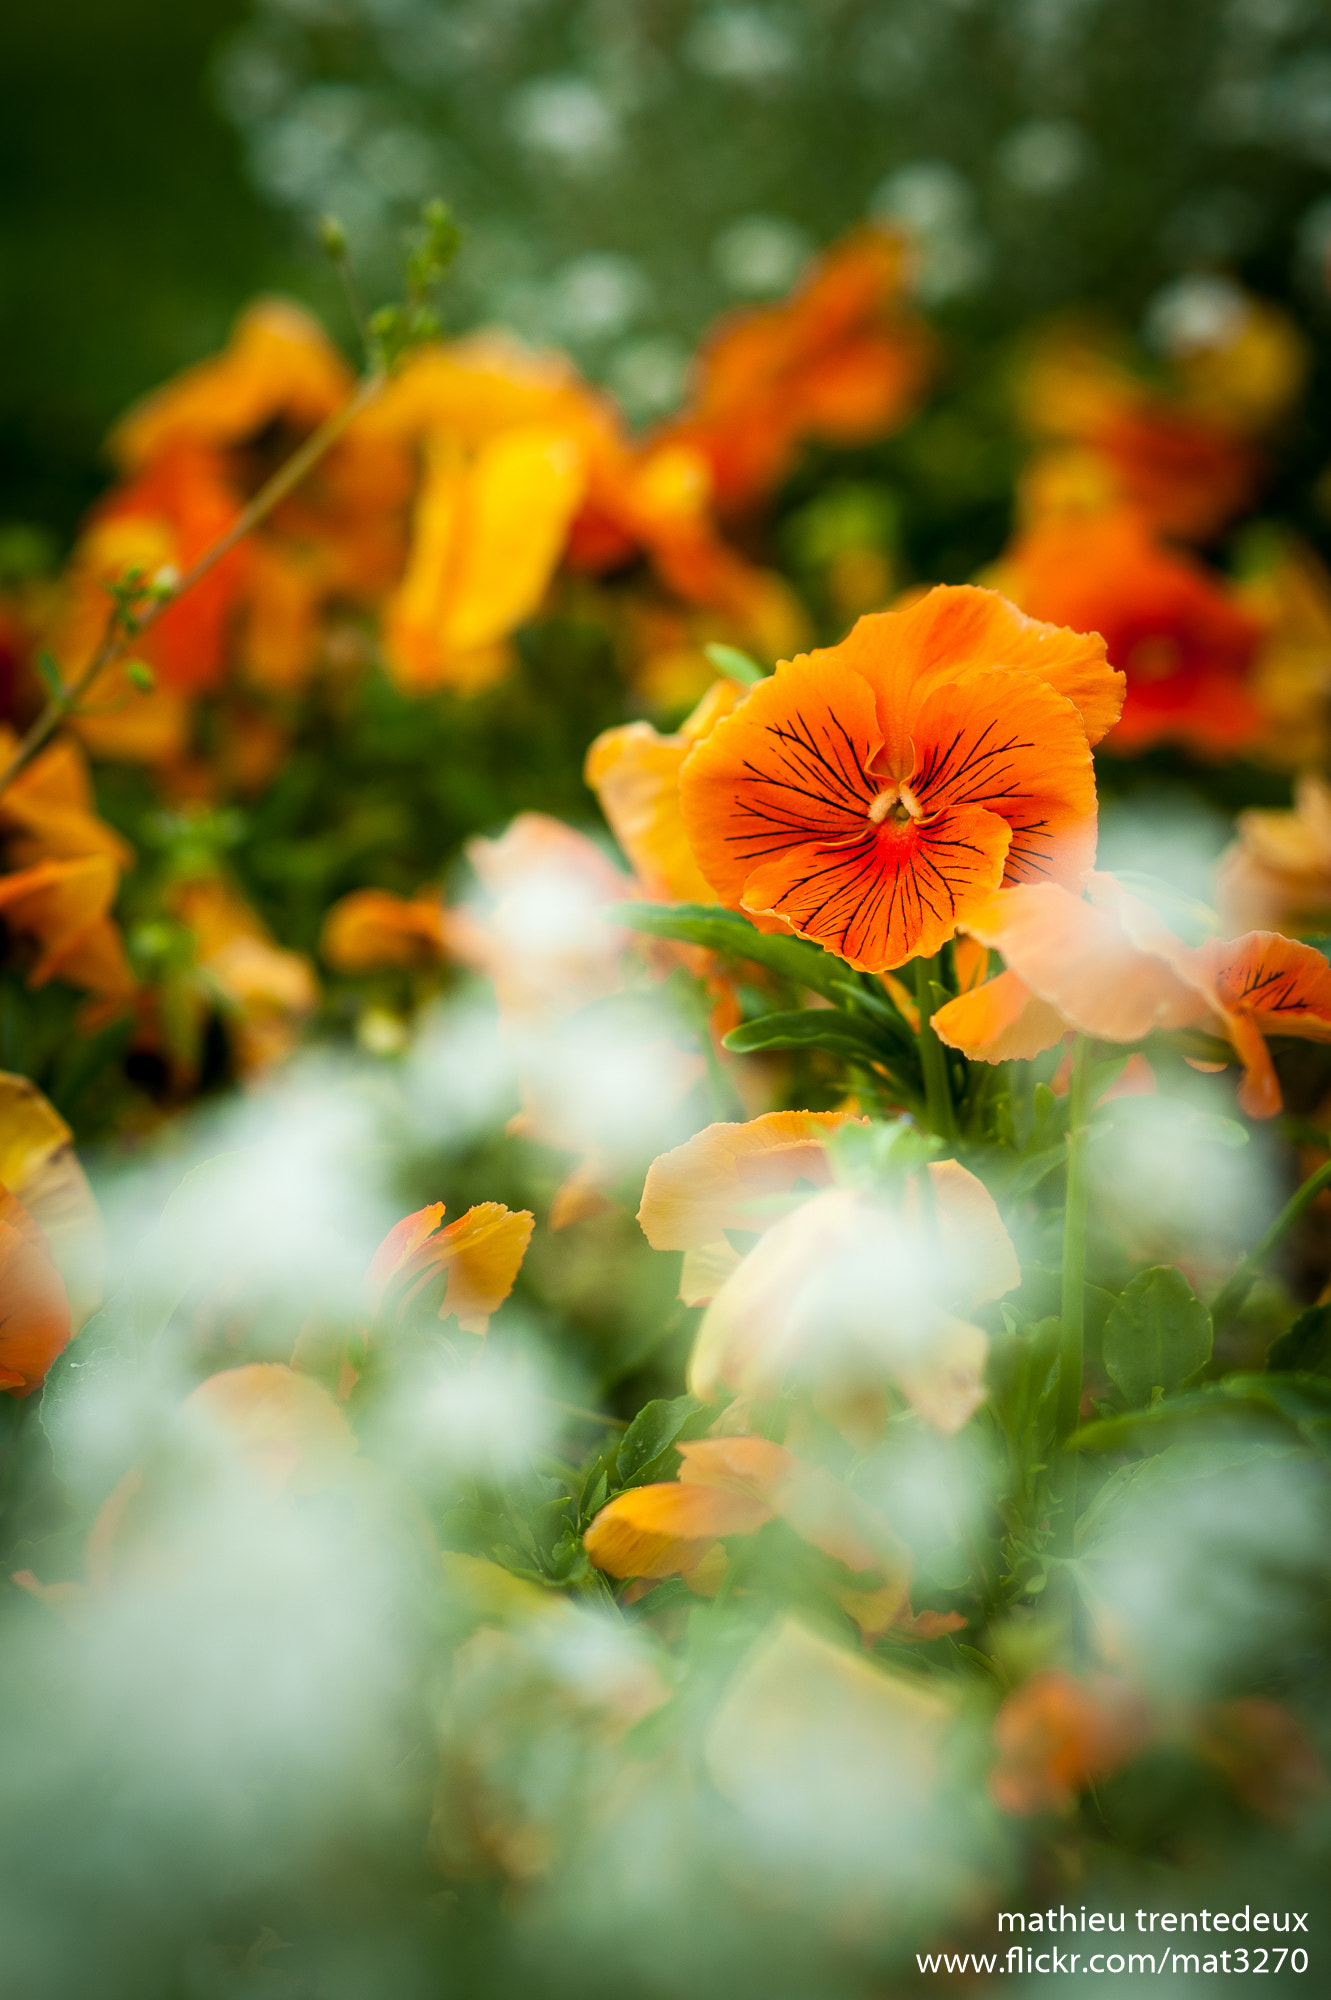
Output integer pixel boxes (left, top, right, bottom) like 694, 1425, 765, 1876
678, 584, 1121, 972
382, 426, 587, 694
1019, 328, 1260, 542
110, 300, 354, 469
53, 443, 246, 703
994, 508, 1261, 757
0, 1185, 72, 1395
660, 225, 932, 515
320, 886, 449, 973
933, 875, 1331, 1117
638, 1108, 866, 1304
585, 1434, 913, 1636
687, 1164, 1020, 1435
367, 1200, 534, 1334
365, 334, 621, 694
989, 1670, 1152, 1815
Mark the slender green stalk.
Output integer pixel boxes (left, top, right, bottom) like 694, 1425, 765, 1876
1209, 1157, 1331, 1329
913, 953, 957, 1144
1054, 1035, 1093, 1557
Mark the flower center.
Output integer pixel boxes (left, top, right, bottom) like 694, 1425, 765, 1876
867, 781, 922, 827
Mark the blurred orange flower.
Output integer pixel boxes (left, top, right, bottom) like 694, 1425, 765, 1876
687, 1163, 1020, 1435
382, 426, 587, 694
1018, 326, 1275, 542
1217, 775, 1331, 937
990, 1670, 1151, 1815
111, 300, 354, 468
0, 854, 135, 1016
451, 812, 633, 1022
320, 886, 449, 973
660, 226, 932, 516
0, 1185, 72, 1396
585, 1433, 915, 1637
1194, 1697, 1328, 1824
679, 585, 1120, 971
638, 1108, 866, 1305
366, 334, 621, 693
993, 509, 1262, 757
367, 1199, 534, 1334
0, 728, 134, 872
53, 443, 246, 703
933, 875, 1331, 1116
0, 1072, 103, 1328
162, 874, 318, 1080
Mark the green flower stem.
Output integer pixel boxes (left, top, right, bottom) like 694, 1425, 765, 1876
1209, 1157, 1331, 1329
913, 954, 957, 1144
1055, 1035, 1093, 1557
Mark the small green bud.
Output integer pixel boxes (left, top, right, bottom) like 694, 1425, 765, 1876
318, 213, 349, 260
124, 659, 156, 694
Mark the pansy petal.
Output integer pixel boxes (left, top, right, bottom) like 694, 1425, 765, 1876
0, 1198, 71, 1397
638, 1109, 861, 1250
680, 652, 884, 908
933, 967, 1069, 1062
584, 1481, 773, 1579
925, 1160, 1023, 1304
738, 801, 1011, 972
367, 1202, 447, 1307
860, 583, 1124, 747
962, 883, 1207, 1040
908, 665, 1099, 890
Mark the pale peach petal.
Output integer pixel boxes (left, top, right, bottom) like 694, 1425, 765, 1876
638, 1109, 861, 1250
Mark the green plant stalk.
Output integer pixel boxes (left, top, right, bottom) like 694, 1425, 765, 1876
1055, 1035, 1093, 1557
913, 953, 956, 1143
1209, 1156, 1331, 1329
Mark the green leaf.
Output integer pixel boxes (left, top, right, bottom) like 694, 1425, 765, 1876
723, 1009, 890, 1061
608, 902, 847, 1000
615, 1394, 701, 1486
1267, 1303, 1331, 1377
123, 658, 156, 693
1102, 1265, 1212, 1408
1071, 1371, 1331, 1454
703, 641, 766, 685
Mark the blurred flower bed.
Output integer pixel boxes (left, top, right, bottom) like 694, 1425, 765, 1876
0, 143, 1330, 1994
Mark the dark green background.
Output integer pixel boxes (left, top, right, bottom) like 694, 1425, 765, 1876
0, 0, 314, 541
